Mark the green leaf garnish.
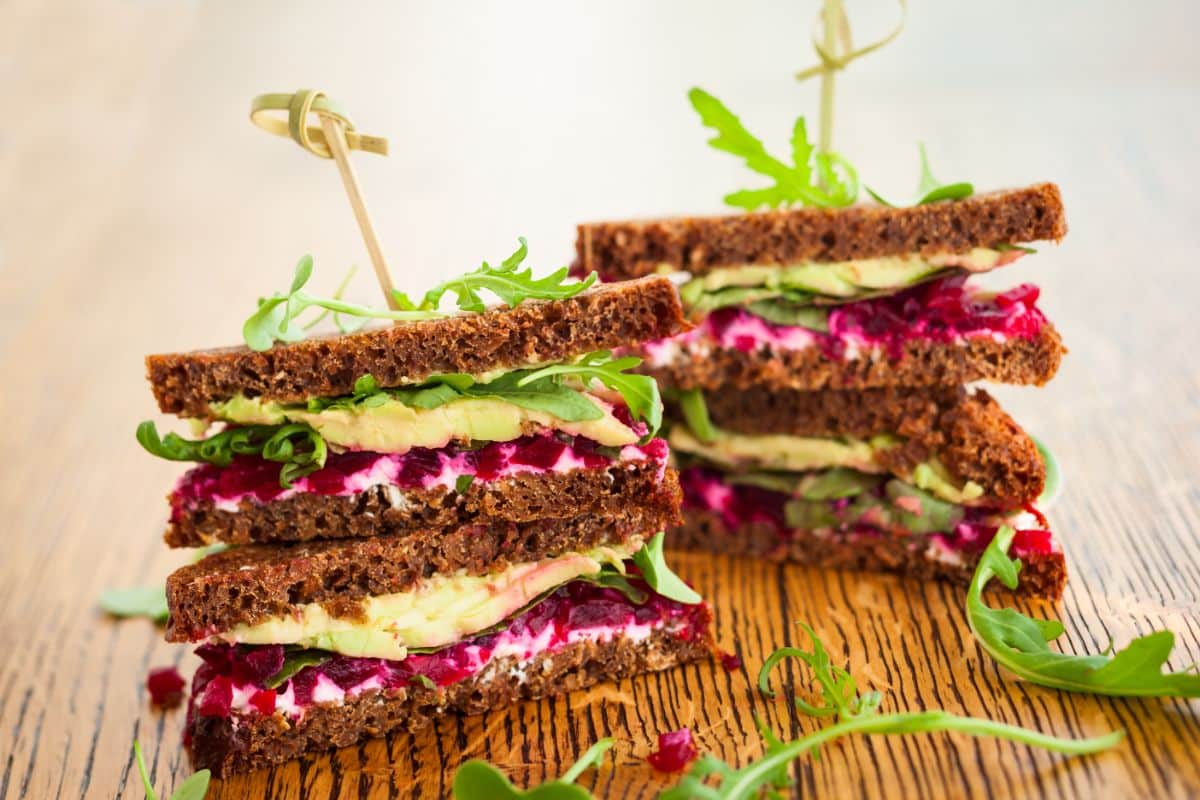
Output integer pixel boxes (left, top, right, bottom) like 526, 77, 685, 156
394, 238, 597, 314
996, 243, 1038, 254
243, 254, 442, 351
455, 474, 475, 494
306, 351, 658, 436
263, 648, 332, 690
137, 420, 326, 489
452, 738, 613, 799
411, 674, 437, 690
632, 533, 701, 605
865, 143, 974, 207
133, 740, 211, 800
968, 527, 1200, 697
678, 389, 718, 444
100, 586, 168, 623
519, 351, 662, 436
663, 621, 1122, 799
688, 88, 858, 211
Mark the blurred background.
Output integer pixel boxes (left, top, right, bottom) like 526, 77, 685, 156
2, 0, 1198, 445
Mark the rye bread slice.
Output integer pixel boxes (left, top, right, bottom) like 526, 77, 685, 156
646, 321, 1063, 393
575, 184, 1066, 281
670, 508, 1066, 600
188, 620, 714, 777
684, 386, 1045, 508
165, 504, 678, 642
147, 276, 687, 419
167, 457, 677, 547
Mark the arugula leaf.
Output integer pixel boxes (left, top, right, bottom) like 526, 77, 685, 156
866, 143, 974, 207
632, 533, 702, 605
757, 623, 881, 719
455, 474, 475, 494
243, 254, 442, 351
967, 527, 1200, 697
264, 649, 332, 690
133, 740, 211, 800
395, 238, 597, 313
996, 243, 1038, 255
100, 586, 168, 623
678, 389, 718, 444
411, 674, 437, 690
519, 352, 662, 436
452, 738, 613, 799
688, 88, 858, 210
137, 421, 326, 489
664, 621, 1123, 799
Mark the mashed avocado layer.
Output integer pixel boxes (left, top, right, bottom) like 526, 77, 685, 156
670, 426, 889, 474
671, 425, 983, 504
218, 542, 640, 660
679, 248, 1012, 302
212, 392, 638, 452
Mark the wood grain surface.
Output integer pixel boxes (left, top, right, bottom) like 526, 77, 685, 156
3, 1, 1199, 798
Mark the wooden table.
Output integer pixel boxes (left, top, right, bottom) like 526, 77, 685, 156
3, 1, 1198, 797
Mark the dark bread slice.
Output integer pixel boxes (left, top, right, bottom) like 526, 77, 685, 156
645, 322, 1064, 392
671, 508, 1066, 599
147, 276, 687, 419
690, 385, 1045, 508
188, 620, 714, 777
576, 184, 1066, 280
167, 458, 676, 547
166, 498, 679, 641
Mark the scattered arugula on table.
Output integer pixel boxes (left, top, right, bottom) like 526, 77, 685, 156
865, 143, 974, 207
967, 526, 1200, 697
100, 586, 169, 623
453, 738, 614, 799
394, 237, 597, 313
688, 88, 859, 210
243, 254, 442, 350
136, 420, 327, 488
133, 740, 210, 800
663, 622, 1122, 800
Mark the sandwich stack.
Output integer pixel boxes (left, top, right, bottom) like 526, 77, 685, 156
139, 275, 713, 776
574, 185, 1069, 598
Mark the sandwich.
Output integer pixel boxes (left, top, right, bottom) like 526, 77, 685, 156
667, 385, 1065, 598
138, 266, 714, 776
573, 186, 1069, 597
575, 184, 1066, 392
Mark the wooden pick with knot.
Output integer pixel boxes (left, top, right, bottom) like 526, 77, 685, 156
250, 89, 400, 310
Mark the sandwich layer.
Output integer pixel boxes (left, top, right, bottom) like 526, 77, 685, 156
186, 581, 714, 776
644, 276, 1064, 391
166, 507, 677, 642
679, 387, 1044, 508
575, 184, 1066, 281
167, 435, 673, 546
674, 467, 1065, 598
148, 276, 687, 418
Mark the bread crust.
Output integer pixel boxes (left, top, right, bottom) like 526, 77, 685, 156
147, 276, 687, 418
187, 620, 714, 777
575, 184, 1067, 280
687, 386, 1045, 508
670, 508, 1066, 599
645, 323, 1064, 392
166, 495, 680, 641
166, 459, 677, 547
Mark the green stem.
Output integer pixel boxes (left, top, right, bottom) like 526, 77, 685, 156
818, 0, 842, 153
720, 711, 1122, 800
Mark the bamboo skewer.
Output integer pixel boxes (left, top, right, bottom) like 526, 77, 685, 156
249, 89, 398, 309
